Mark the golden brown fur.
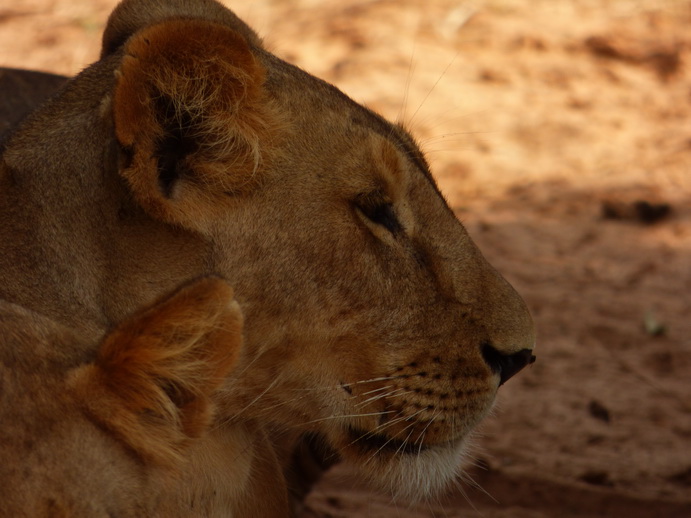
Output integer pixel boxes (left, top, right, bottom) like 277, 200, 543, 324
0, 0, 536, 513
0, 277, 246, 517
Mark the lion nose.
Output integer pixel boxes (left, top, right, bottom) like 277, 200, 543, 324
481, 342, 536, 386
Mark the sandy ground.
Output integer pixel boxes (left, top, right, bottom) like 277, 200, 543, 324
2, 1, 690, 517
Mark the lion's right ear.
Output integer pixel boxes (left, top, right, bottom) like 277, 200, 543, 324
112, 18, 279, 231
70, 277, 243, 468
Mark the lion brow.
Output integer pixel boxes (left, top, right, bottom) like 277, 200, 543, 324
349, 108, 446, 200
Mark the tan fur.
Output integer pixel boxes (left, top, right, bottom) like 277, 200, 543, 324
0, 0, 536, 513
0, 277, 247, 516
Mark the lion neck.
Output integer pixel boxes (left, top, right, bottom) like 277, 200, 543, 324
0, 60, 211, 333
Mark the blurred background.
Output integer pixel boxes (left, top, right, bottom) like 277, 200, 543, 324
2, 1, 690, 516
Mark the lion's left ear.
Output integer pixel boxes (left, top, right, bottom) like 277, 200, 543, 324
113, 19, 278, 231
70, 276, 244, 468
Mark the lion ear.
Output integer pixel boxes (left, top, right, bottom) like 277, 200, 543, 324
101, 0, 261, 58
72, 277, 243, 467
112, 18, 278, 231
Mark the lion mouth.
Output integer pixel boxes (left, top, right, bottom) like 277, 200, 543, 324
346, 426, 431, 455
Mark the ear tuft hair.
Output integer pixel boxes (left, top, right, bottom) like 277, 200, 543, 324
74, 276, 243, 467
113, 19, 278, 229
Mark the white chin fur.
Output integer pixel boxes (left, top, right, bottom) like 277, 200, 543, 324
360, 440, 467, 502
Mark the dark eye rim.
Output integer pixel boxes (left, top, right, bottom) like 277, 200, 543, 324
354, 193, 402, 235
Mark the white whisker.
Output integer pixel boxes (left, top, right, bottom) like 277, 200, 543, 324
397, 39, 417, 124
341, 376, 399, 387
363, 410, 427, 467
408, 52, 459, 127
354, 387, 409, 409
416, 411, 439, 456
230, 373, 283, 419
359, 385, 394, 397
301, 410, 394, 428
393, 427, 416, 456
366, 406, 426, 437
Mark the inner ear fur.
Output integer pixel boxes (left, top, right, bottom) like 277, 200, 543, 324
72, 277, 244, 467
113, 19, 277, 229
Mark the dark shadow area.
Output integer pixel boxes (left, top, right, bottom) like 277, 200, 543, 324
0, 68, 68, 139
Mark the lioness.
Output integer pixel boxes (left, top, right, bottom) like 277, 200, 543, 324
0, 0, 536, 512
0, 277, 244, 516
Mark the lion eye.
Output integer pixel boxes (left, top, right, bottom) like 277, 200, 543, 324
357, 200, 402, 235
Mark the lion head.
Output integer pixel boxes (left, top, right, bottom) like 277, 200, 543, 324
0, 278, 243, 516
0, 0, 535, 504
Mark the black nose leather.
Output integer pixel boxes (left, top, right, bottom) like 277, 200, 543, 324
482, 343, 536, 386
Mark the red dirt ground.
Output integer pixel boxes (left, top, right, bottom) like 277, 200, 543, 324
2, 1, 690, 516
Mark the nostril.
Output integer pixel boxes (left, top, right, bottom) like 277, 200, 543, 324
481, 342, 536, 386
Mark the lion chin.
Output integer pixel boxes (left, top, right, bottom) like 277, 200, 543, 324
339, 429, 467, 500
